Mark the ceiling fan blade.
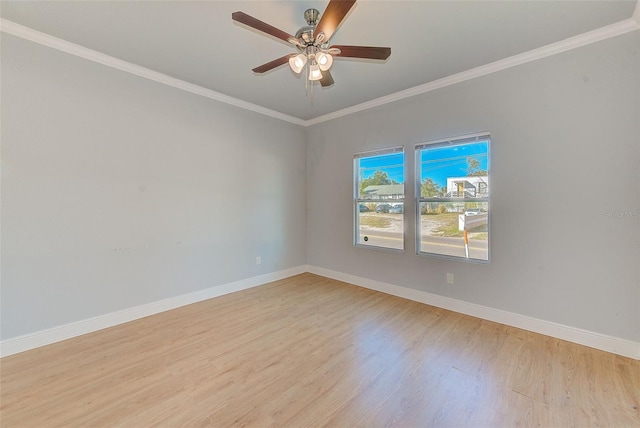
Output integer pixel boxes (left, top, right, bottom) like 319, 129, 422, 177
319, 70, 335, 87
252, 55, 293, 74
330, 45, 391, 60
232, 11, 296, 44
313, 0, 356, 41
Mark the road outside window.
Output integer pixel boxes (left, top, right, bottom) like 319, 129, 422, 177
354, 147, 404, 251
416, 134, 490, 262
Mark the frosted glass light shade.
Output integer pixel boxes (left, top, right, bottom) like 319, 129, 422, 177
289, 54, 307, 74
316, 52, 333, 71
309, 63, 322, 81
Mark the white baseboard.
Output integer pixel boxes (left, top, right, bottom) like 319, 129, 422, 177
3, 264, 638, 360
0, 265, 307, 358
306, 265, 640, 360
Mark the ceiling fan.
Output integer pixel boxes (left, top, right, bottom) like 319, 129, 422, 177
232, 0, 391, 87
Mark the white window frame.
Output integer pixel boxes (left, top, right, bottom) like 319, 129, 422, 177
415, 133, 491, 263
354, 146, 405, 252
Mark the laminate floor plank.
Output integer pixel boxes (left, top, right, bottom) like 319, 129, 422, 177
1, 273, 638, 427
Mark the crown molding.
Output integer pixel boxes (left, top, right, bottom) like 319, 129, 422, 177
633, 0, 640, 26
1, 16, 639, 128
306, 17, 640, 126
0, 18, 307, 127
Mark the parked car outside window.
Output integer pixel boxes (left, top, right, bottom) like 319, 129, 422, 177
389, 204, 403, 214
375, 203, 392, 213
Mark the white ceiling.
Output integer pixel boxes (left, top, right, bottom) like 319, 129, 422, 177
1, 1, 638, 122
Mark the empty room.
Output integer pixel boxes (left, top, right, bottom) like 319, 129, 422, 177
1, 0, 639, 426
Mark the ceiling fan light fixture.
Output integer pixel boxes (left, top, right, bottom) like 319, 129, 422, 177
309, 62, 323, 81
289, 53, 307, 74
316, 52, 333, 71
233, 1, 390, 89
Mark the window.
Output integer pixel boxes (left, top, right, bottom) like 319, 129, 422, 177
354, 147, 404, 251
416, 133, 490, 261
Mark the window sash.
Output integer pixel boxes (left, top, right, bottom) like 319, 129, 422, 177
354, 146, 403, 159
354, 147, 405, 252
415, 132, 490, 151
415, 133, 490, 262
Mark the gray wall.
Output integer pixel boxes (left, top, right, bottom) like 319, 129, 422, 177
1, 34, 307, 340
2, 29, 639, 345
307, 32, 640, 342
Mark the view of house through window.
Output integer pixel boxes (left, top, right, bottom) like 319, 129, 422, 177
354, 147, 404, 251
416, 134, 490, 261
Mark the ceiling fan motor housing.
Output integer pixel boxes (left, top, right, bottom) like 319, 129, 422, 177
295, 25, 315, 44
296, 9, 321, 46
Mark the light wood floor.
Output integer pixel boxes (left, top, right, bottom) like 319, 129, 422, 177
1, 273, 639, 427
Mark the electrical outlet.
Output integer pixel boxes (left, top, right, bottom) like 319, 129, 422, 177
446, 273, 454, 284
256, 256, 261, 265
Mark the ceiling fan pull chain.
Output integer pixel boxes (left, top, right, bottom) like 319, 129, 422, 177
310, 78, 315, 105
